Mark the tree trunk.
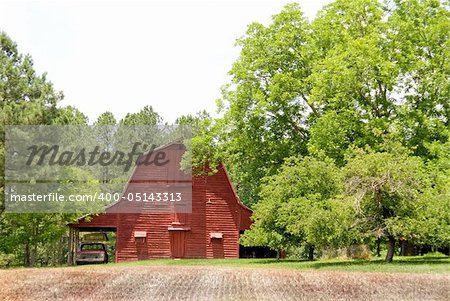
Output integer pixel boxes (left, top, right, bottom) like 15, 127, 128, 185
24, 241, 31, 267
400, 240, 405, 256
59, 236, 65, 265
308, 245, 315, 261
30, 242, 37, 267
30, 224, 38, 267
385, 236, 395, 263
376, 238, 381, 257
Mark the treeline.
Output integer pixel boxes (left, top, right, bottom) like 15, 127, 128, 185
0, 30, 174, 266
1, 0, 449, 266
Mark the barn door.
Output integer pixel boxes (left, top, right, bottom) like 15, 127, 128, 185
211, 239, 224, 258
136, 238, 148, 260
170, 231, 186, 258
134, 231, 148, 260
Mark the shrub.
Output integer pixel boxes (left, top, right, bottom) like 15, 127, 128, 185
0, 253, 15, 268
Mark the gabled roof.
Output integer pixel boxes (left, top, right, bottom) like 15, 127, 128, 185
69, 139, 251, 226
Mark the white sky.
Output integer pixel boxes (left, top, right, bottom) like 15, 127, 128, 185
0, 0, 333, 124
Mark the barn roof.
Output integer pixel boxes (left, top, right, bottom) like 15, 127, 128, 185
68, 139, 251, 226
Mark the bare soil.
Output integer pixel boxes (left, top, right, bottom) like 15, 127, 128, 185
0, 265, 448, 301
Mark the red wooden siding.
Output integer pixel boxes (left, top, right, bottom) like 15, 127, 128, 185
69, 142, 252, 261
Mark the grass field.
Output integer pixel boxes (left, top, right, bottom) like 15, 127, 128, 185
105, 254, 450, 273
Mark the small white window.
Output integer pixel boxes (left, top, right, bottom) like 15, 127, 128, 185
210, 232, 223, 239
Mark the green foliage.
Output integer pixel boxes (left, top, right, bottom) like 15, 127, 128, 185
0, 31, 88, 267
342, 145, 433, 261
0, 252, 14, 267
344, 147, 424, 224
120, 105, 161, 125
215, 4, 313, 204
240, 157, 352, 252
386, 0, 450, 158
51, 106, 88, 125
176, 111, 221, 174
390, 139, 450, 246
307, 110, 368, 166
210, 0, 450, 206
95, 111, 117, 125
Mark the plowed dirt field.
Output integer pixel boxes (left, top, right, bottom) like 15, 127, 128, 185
0, 265, 448, 300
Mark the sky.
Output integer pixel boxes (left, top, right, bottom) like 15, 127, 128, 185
0, 0, 333, 124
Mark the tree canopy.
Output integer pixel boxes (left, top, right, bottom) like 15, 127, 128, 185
230, 0, 450, 262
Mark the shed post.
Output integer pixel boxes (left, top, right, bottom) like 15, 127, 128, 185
67, 227, 73, 265
67, 227, 79, 265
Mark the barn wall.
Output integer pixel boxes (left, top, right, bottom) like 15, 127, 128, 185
239, 207, 253, 231
115, 213, 173, 261
205, 166, 241, 258
131, 144, 191, 182
184, 176, 208, 258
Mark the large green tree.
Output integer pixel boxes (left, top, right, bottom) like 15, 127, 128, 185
388, 0, 450, 157
235, 0, 449, 260
392, 139, 450, 248
216, 4, 314, 205
240, 156, 351, 259
214, 0, 450, 206
343, 145, 427, 262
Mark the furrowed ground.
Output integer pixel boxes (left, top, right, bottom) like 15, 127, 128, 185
0, 256, 449, 301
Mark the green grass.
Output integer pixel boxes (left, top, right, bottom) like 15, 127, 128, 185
96, 253, 450, 273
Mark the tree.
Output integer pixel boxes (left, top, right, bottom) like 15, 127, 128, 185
95, 111, 117, 125
215, 0, 450, 207
392, 138, 450, 247
387, 0, 450, 158
1, 29, 63, 211
116, 106, 164, 166
176, 111, 222, 174
308, 0, 398, 154
240, 156, 350, 259
217, 4, 313, 205
51, 106, 88, 125
1, 30, 62, 213
0, 31, 86, 266
120, 105, 161, 125
307, 110, 370, 166
343, 145, 427, 262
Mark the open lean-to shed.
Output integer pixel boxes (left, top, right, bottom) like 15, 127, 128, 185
68, 142, 253, 263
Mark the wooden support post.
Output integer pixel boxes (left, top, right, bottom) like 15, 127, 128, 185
68, 227, 73, 265
74, 229, 79, 265
67, 227, 80, 265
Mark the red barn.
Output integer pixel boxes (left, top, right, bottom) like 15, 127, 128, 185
68, 142, 252, 263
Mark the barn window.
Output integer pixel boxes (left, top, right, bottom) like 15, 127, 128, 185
210, 232, 223, 239
134, 231, 147, 242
